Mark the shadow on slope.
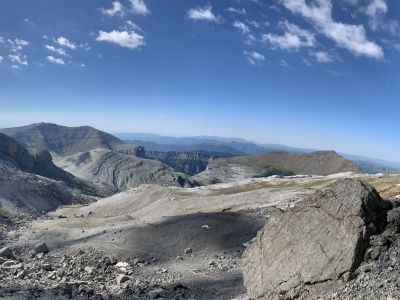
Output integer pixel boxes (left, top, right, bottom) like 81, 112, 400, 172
122, 212, 265, 261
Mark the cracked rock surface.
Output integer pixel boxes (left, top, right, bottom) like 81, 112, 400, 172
242, 179, 391, 300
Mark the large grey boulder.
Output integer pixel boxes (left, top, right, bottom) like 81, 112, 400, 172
242, 179, 391, 300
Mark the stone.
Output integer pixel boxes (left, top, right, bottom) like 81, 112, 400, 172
102, 255, 117, 265
0, 246, 14, 259
371, 246, 388, 260
84, 266, 94, 274
16, 269, 27, 279
115, 261, 129, 268
369, 236, 390, 246
242, 179, 391, 300
34, 243, 49, 254
147, 288, 164, 298
42, 263, 53, 271
116, 274, 129, 285
387, 207, 400, 224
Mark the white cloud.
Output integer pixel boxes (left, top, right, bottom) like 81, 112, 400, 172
130, 0, 149, 15
46, 55, 65, 65
101, 1, 125, 17
313, 51, 334, 63
7, 38, 30, 52
79, 43, 91, 51
125, 20, 142, 32
280, 0, 384, 58
364, 0, 396, 32
0, 56, 3, 62
262, 21, 315, 50
365, 0, 387, 30
280, 59, 291, 68
188, 5, 219, 22
0, 36, 4, 43
56, 36, 76, 49
45, 45, 69, 56
9, 54, 28, 65
227, 7, 247, 15
14, 38, 29, 47
233, 21, 251, 34
96, 30, 145, 49
247, 20, 269, 29
244, 50, 265, 65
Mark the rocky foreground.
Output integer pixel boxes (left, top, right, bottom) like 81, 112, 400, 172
1, 175, 400, 299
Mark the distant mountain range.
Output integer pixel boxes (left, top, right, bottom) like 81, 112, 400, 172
116, 133, 400, 174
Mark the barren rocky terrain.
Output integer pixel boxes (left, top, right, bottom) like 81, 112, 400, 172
1, 171, 400, 299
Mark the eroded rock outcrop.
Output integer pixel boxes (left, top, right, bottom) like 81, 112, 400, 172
242, 179, 391, 299
55, 149, 196, 191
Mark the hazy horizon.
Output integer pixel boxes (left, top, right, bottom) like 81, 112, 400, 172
1, 120, 400, 164
1, 0, 399, 162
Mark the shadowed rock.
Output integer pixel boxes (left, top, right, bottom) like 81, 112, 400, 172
242, 179, 391, 300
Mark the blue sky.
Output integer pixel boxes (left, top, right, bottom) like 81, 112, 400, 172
0, 0, 399, 161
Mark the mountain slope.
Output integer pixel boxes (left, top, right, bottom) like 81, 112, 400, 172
0, 133, 101, 215
1, 123, 143, 157
55, 149, 196, 191
0, 132, 110, 197
195, 151, 361, 184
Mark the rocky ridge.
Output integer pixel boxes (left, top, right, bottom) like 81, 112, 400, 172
0, 123, 144, 157
195, 151, 361, 185
55, 149, 196, 191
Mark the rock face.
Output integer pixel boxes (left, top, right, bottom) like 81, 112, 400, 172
145, 150, 234, 175
0, 133, 105, 215
55, 149, 196, 191
195, 151, 361, 185
0, 133, 108, 197
0, 123, 144, 157
242, 179, 391, 300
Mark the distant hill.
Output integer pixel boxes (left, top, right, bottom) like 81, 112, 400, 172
194, 151, 361, 184
118, 133, 318, 156
339, 153, 400, 173
127, 140, 246, 155
1, 123, 143, 157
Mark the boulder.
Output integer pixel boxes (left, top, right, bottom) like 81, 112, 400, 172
242, 179, 391, 300
116, 274, 129, 285
34, 242, 49, 254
